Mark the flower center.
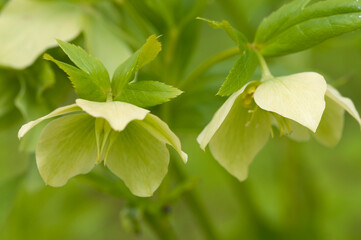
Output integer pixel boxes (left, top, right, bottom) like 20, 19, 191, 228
240, 82, 261, 109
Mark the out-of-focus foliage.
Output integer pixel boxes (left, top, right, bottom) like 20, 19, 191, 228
1, 0, 361, 239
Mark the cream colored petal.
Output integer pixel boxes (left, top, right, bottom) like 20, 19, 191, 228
208, 99, 270, 181
18, 104, 81, 139
76, 99, 149, 132
197, 81, 255, 150
314, 96, 344, 147
326, 85, 361, 129
36, 114, 97, 186
254, 72, 327, 132
136, 114, 188, 163
106, 121, 169, 197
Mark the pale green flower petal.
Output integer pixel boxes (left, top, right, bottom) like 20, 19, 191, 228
287, 120, 311, 142
254, 72, 327, 132
137, 114, 188, 163
76, 99, 149, 132
105, 121, 169, 197
36, 114, 97, 186
18, 104, 81, 139
197, 82, 254, 150
314, 96, 344, 147
208, 99, 270, 181
0, 0, 82, 69
326, 85, 361, 128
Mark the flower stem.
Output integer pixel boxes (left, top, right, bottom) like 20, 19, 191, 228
179, 46, 240, 89
253, 49, 273, 80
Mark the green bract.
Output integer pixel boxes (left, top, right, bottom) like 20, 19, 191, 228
18, 36, 186, 197
198, 72, 361, 181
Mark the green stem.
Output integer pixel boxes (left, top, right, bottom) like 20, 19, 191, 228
253, 49, 273, 80
179, 46, 240, 89
172, 160, 220, 240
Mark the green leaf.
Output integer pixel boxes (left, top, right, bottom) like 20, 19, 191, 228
114, 81, 182, 108
0, 0, 82, 69
44, 54, 108, 102
105, 121, 169, 197
197, 17, 247, 50
36, 113, 98, 187
111, 35, 162, 98
56, 40, 111, 93
256, 0, 361, 56
254, 0, 310, 44
217, 48, 258, 96
83, 13, 132, 76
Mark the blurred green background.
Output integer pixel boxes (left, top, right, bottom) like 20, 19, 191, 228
1, 0, 361, 239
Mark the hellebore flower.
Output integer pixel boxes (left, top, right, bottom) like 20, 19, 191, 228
19, 99, 187, 197
197, 72, 361, 181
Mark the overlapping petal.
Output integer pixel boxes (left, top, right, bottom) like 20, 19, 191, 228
314, 96, 344, 147
137, 114, 188, 163
325, 85, 361, 128
76, 99, 149, 131
208, 99, 270, 181
254, 72, 327, 132
197, 82, 255, 150
105, 121, 169, 197
18, 104, 81, 139
36, 113, 97, 186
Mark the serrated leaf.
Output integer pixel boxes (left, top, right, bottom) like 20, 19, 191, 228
0, 0, 82, 69
137, 35, 162, 69
197, 17, 247, 50
44, 54, 107, 102
217, 48, 258, 96
114, 81, 182, 108
111, 35, 162, 98
256, 0, 361, 56
57, 40, 111, 93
